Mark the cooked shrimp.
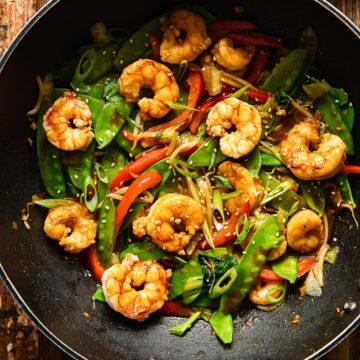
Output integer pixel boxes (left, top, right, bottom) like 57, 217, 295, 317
160, 10, 212, 64
206, 97, 262, 159
102, 253, 171, 322
43, 92, 93, 151
133, 193, 206, 254
119, 59, 179, 120
211, 38, 255, 71
44, 202, 96, 253
286, 209, 324, 254
217, 161, 264, 213
280, 121, 346, 180
249, 280, 286, 306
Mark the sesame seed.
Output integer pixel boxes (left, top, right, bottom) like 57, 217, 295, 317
102, 219, 107, 224
129, 38, 134, 43
74, 174, 79, 179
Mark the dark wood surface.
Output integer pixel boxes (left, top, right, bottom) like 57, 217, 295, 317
0, 0, 359, 359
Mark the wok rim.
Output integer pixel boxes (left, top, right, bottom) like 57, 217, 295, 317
0, 0, 359, 359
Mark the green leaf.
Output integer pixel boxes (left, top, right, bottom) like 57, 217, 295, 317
92, 287, 106, 302
272, 256, 298, 283
166, 101, 197, 111
170, 311, 201, 336
212, 175, 233, 190
188, 138, 226, 168
118, 240, 165, 261
209, 311, 233, 344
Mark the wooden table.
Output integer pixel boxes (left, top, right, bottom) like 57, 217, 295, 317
0, 0, 359, 359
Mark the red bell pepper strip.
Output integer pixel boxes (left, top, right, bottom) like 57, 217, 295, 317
160, 300, 195, 317
114, 171, 162, 238
245, 49, 270, 84
247, 89, 271, 104
340, 165, 360, 174
121, 129, 134, 141
149, 33, 161, 60
259, 258, 316, 281
207, 20, 256, 32
88, 245, 105, 282
110, 147, 168, 191
210, 32, 282, 47
198, 202, 250, 250
189, 92, 231, 134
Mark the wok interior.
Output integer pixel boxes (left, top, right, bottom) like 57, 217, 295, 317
0, 0, 359, 359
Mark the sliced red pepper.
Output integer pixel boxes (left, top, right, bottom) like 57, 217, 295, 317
110, 147, 168, 191
198, 201, 250, 250
149, 32, 161, 60
114, 171, 162, 238
259, 257, 316, 281
121, 129, 134, 141
340, 165, 360, 174
245, 48, 270, 84
189, 92, 231, 134
207, 20, 256, 32
247, 89, 271, 104
88, 245, 105, 282
210, 32, 282, 47
160, 300, 194, 317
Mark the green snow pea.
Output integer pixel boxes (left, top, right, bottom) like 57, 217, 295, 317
70, 48, 97, 92
209, 311, 233, 345
316, 94, 354, 155
329, 87, 349, 107
259, 171, 304, 213
37, 100, 66, 198
260, 153, 283, 167
118, 240, 166, 261
103, 77, 119, 99
243, 146, 261, 178
188, 137, 226, 168
341, 104, 355, 131
272, 256, 298, 283
97, 197, 116, 267
302, 81, 331, 100
33, 198, 74, 209
66, 141, 96, 190
220, 215, 283, 314
299, 180, 326, 216
92, 287, 106, 303
335, 174, 356, 208
170, 311, 201, 336
298, 26, 318, 69
328, 87, 354, 131
262, 49, 308, 95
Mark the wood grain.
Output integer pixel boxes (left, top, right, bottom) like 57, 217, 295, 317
0, 0, 358, 359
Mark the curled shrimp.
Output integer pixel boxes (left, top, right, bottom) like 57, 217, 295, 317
102, 253, 171, 322
280, 121, 346, 180
44, 202, 96, 253
160, 10, 212, 64
286, 209, 324, 254
211, 38, 255, 71
43, 92, 93, 151
206, 97, 262, 159
217, 161, 263, 213
132, 193, 206, 254
119, 59, 179, 120
249, 280, 286, 306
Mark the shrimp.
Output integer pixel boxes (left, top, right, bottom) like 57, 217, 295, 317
206, 97, 262, 159
160, 10, 212, 64
132, 193, 206, 254
280, 121, 346, 180
119, 59, 179, 120
44, 202, 96, 253
102, 253, 171, 322
43, 92, 93, 151
249, 280, 286, 306
286, 209, 324, 254
211, 38, 255, 71
217, 161, 264, 213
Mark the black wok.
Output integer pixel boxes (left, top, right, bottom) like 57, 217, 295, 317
0, 0, 359, 359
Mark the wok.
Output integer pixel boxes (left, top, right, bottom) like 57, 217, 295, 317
0, 0, 359, 359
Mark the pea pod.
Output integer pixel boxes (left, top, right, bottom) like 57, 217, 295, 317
170, 311, 201, 336
70, 48, 97, 92
299, 180, 326, 216
118, 240, 166, 261
341, 104, 355, 131
209, 311, 233, 344
188, 137, 226, 168
335, 174, 356, 208
33, 198, 74, 209
316, 94, 354, 156
97, 197, 116, 267
37, 101, 67, 198
261, 49, 308, 95
243, 145, 261, 178
329, 87, 348, 107
220, 215, 283, 314
272, 256, 298, 283
260, 152, 283, 167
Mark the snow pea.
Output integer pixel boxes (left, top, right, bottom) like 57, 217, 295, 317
118, 240, 166, 261
262, 49, 308, 95
302, 81, 331, 100
335, 174, 356, 208
341, 104, 355, 131
70, 48, 97, 92
188, 137, 226, 168
97, 197, 116, 267
66, 141, 96, 190
259, 171, 304, 213
209, 311, 233, 345
37, 100, 67, 198
329, 87, 348, 107
170, 311, 201, 336
220, 215, 283, 314
299, 180, 325, 216
243, 145, 261, 178
260, 153, 283, 167
33, 198, 74, 209
169, 248, 227, 300
328, 87, 354, 131
272, 256, 298, 283
316, 94, 354, 156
